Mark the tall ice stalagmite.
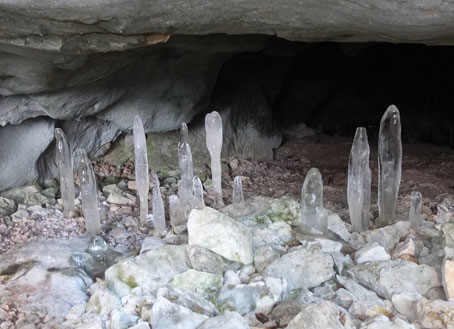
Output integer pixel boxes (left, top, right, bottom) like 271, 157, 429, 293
55, 128, 75, 217
347, 127, 371, 232
178, 122, 194, 187
300, 168, 327, 235
378, 105, 402, 226
133, 115, 149, 226
76, 149, 101, 235
205, 111, 224, 207
152, 174, 166, 234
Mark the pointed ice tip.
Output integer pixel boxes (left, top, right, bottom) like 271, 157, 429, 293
55, 127, 63, 138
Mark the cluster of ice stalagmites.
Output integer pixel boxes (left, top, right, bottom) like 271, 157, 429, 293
347, 127, 371, 232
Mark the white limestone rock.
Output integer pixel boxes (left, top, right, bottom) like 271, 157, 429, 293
86, 283, 121, 314
328, 212, 352, 242
187, 245, 239, 275
365, 221, 410, 252
347, 260, 441, 299
152, 296, 209, 329
354, 242, 391, 264
359, 315, 415, 329
110, 309, 139, 329
391, 292, 422, 322
169, 269, 223, 299
254, 245, 281, 272
217, 278, 285, 315
188, 207, 253, 264
157, 287, 220, 317
251, 221, 293, 251
264, 245, 335, 291
197, 311, 250, 329
286, 301, 353, 329
349, 299, 393, 321
105, 245, 189, 297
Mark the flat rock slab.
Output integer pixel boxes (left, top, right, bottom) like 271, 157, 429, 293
264, 244, 335, 291
347, 260, 441, 299
188, 207, 253, 264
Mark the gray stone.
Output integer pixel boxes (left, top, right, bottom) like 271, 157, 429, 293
187, 245, 239, 275
359, 316, 415, 329
347, 260, 441, 299
365, 221, 410, 252
391, 292, 422, 322
286, 301, 351, 329
264, 245, 335, 291
0, 238, 92, 324
0, 118, 54, 191
169, 269, 223, 299
105, 245, 189, 297
196, 311, 249, 329
354, 242, 391, 264
110, 310, 139, 329
188, 207, 253, 264
157, 287, 220, 317
86, 283, 121, 314
152, 296, 209, 329
0, 196, 16, 216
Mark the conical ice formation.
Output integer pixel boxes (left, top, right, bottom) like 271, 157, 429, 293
300, 168, 327, 235
152, 174, 166, 234
232, 176, 245, 210
178, 122, 194, 187
133, 116, 149, 227
178, 179, 193, 219
205, 111, 224, 207
410, 191, 422, 230
378, 105, 402, 226
76, 149, 101, 235
169, 195, 185, 232
347, 127, 372, 232
55, 128, 75, 217
192, 176, 205, 209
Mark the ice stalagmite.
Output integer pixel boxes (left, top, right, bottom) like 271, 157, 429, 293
76, 149, 101, 235
178, 122, 194, 186
192, 176, 205, 209
55, 128, 75, 217
378, 105, 402, 226
232, 176, 245, 210
410, 191, 422, 230
205, 111, 224, 207
300, 168, 327, 235
152, 174, 166, 234
133, 115, 149, 227
169, 195, 184, 232
347, 127, 372, 232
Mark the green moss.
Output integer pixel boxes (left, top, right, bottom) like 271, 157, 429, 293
116, 266, 138, 289
253, 197, 301, 225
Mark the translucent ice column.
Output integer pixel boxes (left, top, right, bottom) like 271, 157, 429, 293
178, 122, 194, 188
347, 127, 372, 232
76, 149, 101, 235
192, 176, 205, 209
133, 115, 149, 226
55, 128, 75, 217
152, 174, 166, 234
378, 105, 402, 226
232, 176, 245, 209
205, 111, 224, 207
300, 168, 327, 235
410, 191, 422, 230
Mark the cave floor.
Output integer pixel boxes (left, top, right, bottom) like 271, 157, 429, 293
0, 133, 453, 255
